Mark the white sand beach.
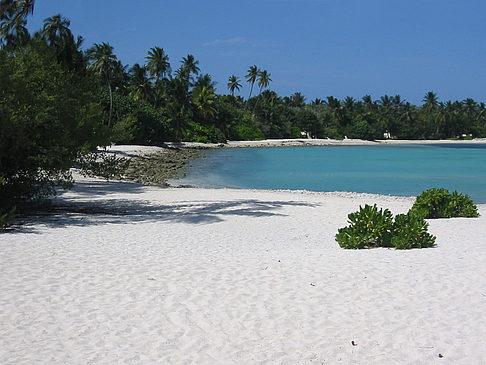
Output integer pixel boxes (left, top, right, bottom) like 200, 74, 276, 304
146, 137, 486, 149
1, 170, 486, 364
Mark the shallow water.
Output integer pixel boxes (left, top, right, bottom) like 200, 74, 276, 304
175, 144, 486, 202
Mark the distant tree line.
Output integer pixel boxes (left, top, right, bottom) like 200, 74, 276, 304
1, 1, 485, 219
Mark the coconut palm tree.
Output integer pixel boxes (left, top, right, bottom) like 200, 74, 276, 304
0, 0, 34, 21
252, 69, 271, 114
245, 65, 259, 100
87, 42, 117, 126
0, 14, 29, 49
193, 86, 216, 120
257, 70, 271, 93
111, 60, 129, 94
180, 54, 200, 83
146, 46, 170, 82
129, 63, 153, 103
290, 92, 306, 107
193, 73, 216, 91
166, 102, 191, 141
41, 14, 71, 48
227, 75, 241, 96
422, 91, 438, 113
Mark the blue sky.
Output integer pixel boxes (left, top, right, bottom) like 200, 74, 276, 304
28, 0, 486, 104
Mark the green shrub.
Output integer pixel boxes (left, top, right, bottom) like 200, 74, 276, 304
336, 204, 437, 250
184, 122, 226, 143
335, 204, 393, 249
391, 212, 436, 249
410, 188, 479, 219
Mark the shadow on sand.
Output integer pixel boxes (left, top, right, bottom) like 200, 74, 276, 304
8, 180, 319, 233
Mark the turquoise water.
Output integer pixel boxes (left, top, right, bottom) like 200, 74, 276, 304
176, 144, 486, 203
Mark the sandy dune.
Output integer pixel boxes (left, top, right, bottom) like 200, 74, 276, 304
1, 177, 485, 364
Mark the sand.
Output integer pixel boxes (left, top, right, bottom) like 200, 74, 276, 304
1, 171, 485, 364
141, 138, 486, 149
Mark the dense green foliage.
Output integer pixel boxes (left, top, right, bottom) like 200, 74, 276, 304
336, 204, 436, 249
391, 213, 436, 249
335, 204, 394, 249
410, 188, 479, 219
0, 39, 108, 208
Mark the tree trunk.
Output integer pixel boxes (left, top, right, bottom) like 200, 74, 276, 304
105, 71, 113, 127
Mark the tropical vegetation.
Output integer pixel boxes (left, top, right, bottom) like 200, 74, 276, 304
410, 188, 480, 219
335, 203, 436, 250
1, 1, 485, 221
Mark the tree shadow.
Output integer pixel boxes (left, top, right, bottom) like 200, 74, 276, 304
59, 179, 157, 197
8, 182, 320, 233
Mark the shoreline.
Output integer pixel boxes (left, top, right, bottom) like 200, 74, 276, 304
158, 137, 486, 149
101, 142, 486, 200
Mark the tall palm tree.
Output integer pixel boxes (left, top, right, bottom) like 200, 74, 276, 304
227, 75, 241, 96
391, 94, 403, 107
180, 54, 200, 83
0, 0, 34, 21
252, 69, 271, 114
111, 60, 129, 94
0, 14, 29, 49
146, 46, 170, 82
166, 102, 191, 141
87, 42, 117, 126
193, 86, 216, 120
291, 92, 306, 107
245, 65, 259, 100
343, 96, 356, 110
193, 73, 216, 90
422, 91, 438, 113
129, 63, 153, 103
41, 14, 71, 48
257, 70, 271, 93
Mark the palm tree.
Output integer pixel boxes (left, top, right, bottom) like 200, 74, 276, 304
291, 92, 306, 107
245, 65, 259, 100
0, 14, 29, 49
193, 86, 216, 120
129, 63, 153, 103
180, 54, 200, 83
257, 70, 271, 93
391, 94, 403, 107
146, 46, 170, 82
41, 14, 71, 48
87, 42, 117, 126
1, 0, 34, 22
252, 69, 271, 114
193, 73, 216, 90
343, 96, 356, 110
227, 75, 241, 96
422, 91, 438, 113
111, 60, 129, 94
166, 102, 191, 141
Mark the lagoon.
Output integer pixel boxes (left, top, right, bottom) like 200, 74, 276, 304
175, 144, 486, 203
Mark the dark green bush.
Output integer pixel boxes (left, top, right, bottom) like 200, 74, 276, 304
391, 212, 436, 249
410, 188, 479, 219
0, 40, 108, 207
335, 204, 394, 249
336, 204, 437, 250
184, 122, 226, 143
